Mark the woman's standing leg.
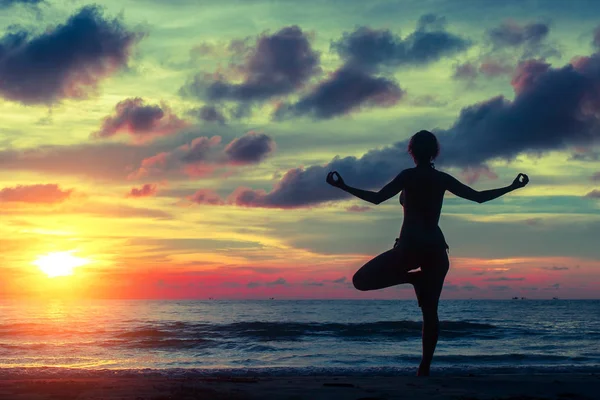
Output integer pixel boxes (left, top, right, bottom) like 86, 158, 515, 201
416, 249, 449, 376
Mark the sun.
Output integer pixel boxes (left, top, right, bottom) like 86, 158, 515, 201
34, 251, 89, 278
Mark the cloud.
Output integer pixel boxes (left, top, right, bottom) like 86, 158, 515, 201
0, 0, 43, 8
303, 281, 324, 287
266, 277, 287, 286
132, 131, 275, 179
92, 98, 188, 142
454, 60, 513, 80
453, 62, 478, 80
486, 20, 557, 58
274, 67, 404, 119
274, 15, 465, 121
188, 189, 224, 205
592, 172, 600, 181
0, 5, 143, 104
0, 184, 72, 203
274, 15, 464, 121
585, 189, 600, 198
181, 26, 320, 103
594, 25, 600, 49
189, 105, 226, 124
488, 21, 549, 49
541, 266, 569, 271
224, 131, 276, 165
331, 15, 470, 71
222, 44, 600, 208
127, 183, 157, 198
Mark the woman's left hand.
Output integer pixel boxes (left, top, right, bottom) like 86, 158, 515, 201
326, 171, 346, 189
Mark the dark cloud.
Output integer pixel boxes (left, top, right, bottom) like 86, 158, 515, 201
92, 98, 188, 141
0, 0, 43, 8
453, 62, 478, 80
0, 6, 143, 104
486, 21, 558, 59
181, 26, 320, 103
222, 46, 600, 208
594, 25, 600, 49
224, 131, 276, 164
454, 60, 513, 81
585, 189, 600, 199
488, 21, 549, 49
273, 15, 465, 121
331, 15, 470, 71
190, 105, 226, 124
0, 184, 72, 203
274, 67, 404, 119
127, 183, 157, 198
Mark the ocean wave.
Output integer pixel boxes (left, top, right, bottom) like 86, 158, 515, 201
1, 364, 599, 379
114, 320, 498, 342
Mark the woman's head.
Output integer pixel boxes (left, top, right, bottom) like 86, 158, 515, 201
408, 130, 439, 166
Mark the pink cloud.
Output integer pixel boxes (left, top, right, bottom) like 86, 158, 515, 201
127, 183, 158, 198
187, 189, 224, 205
130, 132, 275, 179
92, 98, 189, 142
0, 184, 73, 203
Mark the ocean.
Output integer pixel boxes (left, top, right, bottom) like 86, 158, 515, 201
1, 299, 599, 377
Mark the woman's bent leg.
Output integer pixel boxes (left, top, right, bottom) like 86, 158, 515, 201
352, 248, 416, 291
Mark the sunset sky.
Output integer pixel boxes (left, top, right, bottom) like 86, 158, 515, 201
1, 0, 599, 300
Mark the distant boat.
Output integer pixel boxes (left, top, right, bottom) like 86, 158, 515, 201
552, 297, 559, 300
512, 297, 519, 300
521, 297, 526, 300
269, 297, 275, 300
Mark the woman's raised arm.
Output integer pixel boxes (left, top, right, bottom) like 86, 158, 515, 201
444, 173, 529, 203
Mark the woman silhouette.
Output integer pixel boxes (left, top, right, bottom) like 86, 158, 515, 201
325, 130, 529, 376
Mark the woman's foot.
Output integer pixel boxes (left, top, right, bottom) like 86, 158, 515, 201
417, 362, 430, 376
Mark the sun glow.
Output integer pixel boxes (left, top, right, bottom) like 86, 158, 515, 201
34, 251, 89, 278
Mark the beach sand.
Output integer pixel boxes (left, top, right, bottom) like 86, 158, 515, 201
0, 373, 598, 400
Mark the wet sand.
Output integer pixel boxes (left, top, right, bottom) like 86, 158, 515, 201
0, 372, 598, 400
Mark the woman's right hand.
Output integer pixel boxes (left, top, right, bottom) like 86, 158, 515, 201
511, 173, 529, 189
326, 171, 346, 189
